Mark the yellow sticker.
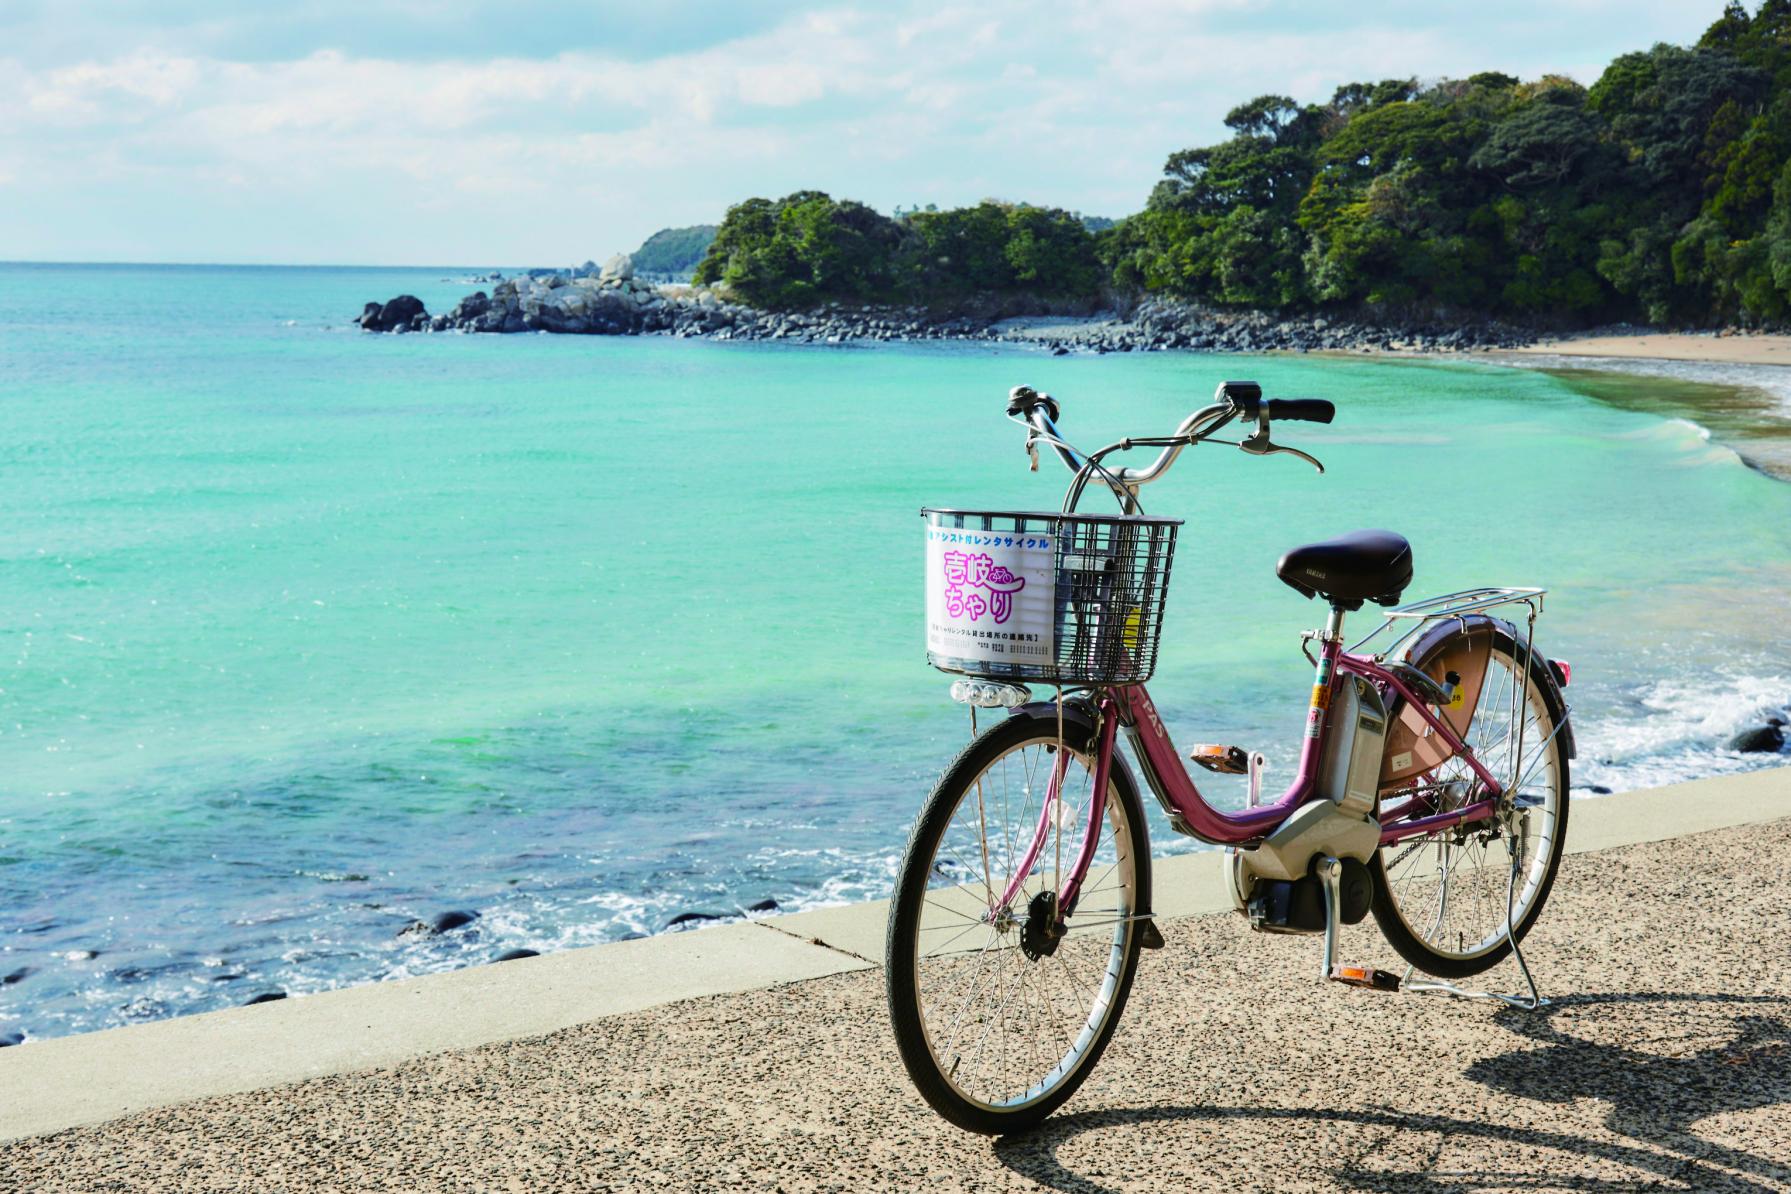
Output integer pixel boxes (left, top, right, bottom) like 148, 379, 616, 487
1311, 684, 1330, 710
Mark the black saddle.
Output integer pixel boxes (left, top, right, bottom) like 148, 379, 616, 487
1276, 530, 1412, 608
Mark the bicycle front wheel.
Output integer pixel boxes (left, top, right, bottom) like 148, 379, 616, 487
886, 710, 1151, 1135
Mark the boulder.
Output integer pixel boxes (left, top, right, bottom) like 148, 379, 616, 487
600, 253, 634, 283
746, 898, 779, 913
0, 1032, 22, 1048
494, 948, 540, 962
449, 291, 491, 324
244, 992, 287, 1006
359, 294, 427, 332
1727, 724, 1786, 753
665, 911, 726, 929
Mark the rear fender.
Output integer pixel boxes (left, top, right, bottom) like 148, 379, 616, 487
1389, 613, 1575, 767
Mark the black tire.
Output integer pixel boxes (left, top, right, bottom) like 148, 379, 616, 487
1370, 625, 1571, 979
886, 710, 1152, 1135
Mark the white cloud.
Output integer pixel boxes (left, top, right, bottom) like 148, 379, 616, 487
0, 1, 1723, 263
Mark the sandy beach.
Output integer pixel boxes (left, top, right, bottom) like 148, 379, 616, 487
1512, 331, 1791, 368
6, 808, 1788, 1192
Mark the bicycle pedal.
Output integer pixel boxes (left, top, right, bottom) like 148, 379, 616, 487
1189, 744, 1250, 775
1138, 919, 1165, 950
1329, 963, 1401, 992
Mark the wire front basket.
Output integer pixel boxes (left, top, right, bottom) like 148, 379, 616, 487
923, 508, 1181, 686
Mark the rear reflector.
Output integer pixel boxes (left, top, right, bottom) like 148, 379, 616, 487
1549, 659, 1571, 688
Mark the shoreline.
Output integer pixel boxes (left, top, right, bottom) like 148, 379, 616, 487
2, 766, 1788, 1183
1511, 330, 1791, 368
355, 272, 1791, 371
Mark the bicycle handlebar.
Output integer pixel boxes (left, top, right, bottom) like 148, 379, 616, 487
1009, 378, 1333, 512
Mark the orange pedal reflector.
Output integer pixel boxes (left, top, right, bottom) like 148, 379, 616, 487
1329, 964, 1402, 992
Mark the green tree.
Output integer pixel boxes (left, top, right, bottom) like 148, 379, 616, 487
694, 191, 904, 306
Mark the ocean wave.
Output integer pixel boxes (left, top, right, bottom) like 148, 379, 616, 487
1572, 669, 1789, 794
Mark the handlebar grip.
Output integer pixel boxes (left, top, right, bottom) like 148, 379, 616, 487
1266, 399, 1335, 424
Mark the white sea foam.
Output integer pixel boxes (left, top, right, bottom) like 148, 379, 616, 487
1572, 670, 1789, 794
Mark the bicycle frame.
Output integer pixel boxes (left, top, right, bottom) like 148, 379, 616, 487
1000, 626, 1503, 919
993, 387, 1514, 923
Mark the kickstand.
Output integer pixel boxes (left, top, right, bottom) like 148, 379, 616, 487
1402, 831, 1549, 1011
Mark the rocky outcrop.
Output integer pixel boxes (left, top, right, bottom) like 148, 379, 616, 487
357, 279, 1541, 354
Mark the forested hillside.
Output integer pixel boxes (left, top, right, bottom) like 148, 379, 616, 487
630, 225, 717, 277
695, 2, 1791, 327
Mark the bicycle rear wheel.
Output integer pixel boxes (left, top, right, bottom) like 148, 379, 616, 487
886, 710, 1151, 1134
1371, 626, 1569, 979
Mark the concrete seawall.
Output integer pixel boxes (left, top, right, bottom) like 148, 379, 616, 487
3, 764, 1787, 1145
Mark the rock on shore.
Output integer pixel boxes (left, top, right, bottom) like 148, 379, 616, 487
357, 269, 1539, 354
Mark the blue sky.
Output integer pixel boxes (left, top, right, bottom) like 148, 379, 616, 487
0, 1, 1725, 265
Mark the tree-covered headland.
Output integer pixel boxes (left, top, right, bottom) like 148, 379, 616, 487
695, 3, 1791, 328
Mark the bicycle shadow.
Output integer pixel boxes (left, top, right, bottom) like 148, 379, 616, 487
1470, 991, 1791, 1188
990, 991, 1791, 1193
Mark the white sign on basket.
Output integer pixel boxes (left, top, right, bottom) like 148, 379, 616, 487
925, 524, 1056, 668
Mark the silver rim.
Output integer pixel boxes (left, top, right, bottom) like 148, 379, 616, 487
908, 733, 1137, 1113
1380, 645, 1562, 962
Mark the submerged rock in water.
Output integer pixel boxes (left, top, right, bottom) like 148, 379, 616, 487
1727, 724, 1786, 753
244, 992, 287, 1005
665, 911, 727, 929
2, 967, 32, 985
0, 1032, 23, 1047
396, 908, 481, 937
746, 898, 779, 913
494, 948, 540, 962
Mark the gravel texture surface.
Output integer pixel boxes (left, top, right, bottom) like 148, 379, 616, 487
6, 818, 1789, 1192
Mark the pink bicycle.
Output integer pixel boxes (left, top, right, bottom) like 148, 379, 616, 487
887, 381, 1574, 1133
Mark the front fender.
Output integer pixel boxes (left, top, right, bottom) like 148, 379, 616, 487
1007, 696, 1103, 738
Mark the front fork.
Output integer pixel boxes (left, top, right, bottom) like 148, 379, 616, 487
992, 695, 1120, 926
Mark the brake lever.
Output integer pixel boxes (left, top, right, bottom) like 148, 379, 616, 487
1239, 407, 1325, 473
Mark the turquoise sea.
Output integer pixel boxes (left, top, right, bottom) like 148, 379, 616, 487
3, 262, 1789, 1041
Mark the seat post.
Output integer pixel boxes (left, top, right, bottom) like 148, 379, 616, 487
1323, 603, 1349, 644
